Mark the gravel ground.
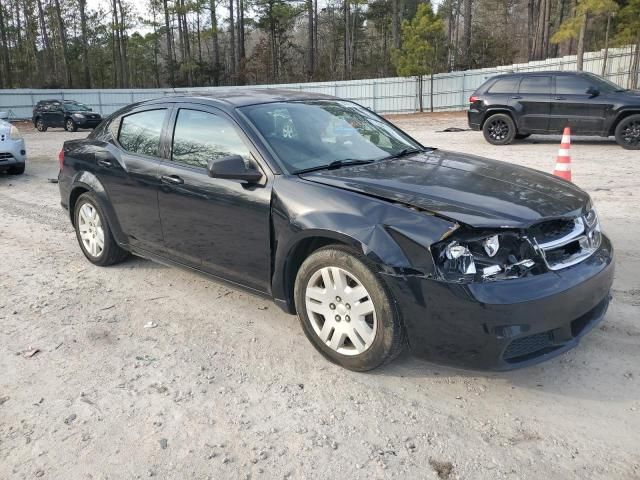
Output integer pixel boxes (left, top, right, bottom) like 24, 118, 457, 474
1, 115, 639, 480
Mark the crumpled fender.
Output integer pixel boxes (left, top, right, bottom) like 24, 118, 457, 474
269, 177, 455, 311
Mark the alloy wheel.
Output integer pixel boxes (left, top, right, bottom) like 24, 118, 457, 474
488, 119, 509, 141
36, 120, 45, 131
304, 266, 377, 356
66, 120, 75, 131
78, 203, 105, 258
621, 120, 640, 147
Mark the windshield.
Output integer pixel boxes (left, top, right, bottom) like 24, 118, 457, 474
584, 73, 626, 92
65, 103, 91, 112
240, 100, 423, 173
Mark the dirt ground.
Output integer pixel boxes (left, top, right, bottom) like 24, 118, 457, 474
1, 113, 639, 480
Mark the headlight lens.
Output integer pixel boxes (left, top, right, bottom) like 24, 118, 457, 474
72, 113, 85, 119
432, 231, 538, 282
9, 125, 22, 140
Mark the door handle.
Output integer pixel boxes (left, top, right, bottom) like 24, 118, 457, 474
160, 174, 184, 185
554, 96, 566, 100
97, 159, 112, 168
511, 96, 522, 99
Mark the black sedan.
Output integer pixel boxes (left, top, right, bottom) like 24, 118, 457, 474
57, 89, 614, 371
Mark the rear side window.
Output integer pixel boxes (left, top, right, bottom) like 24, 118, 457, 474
118, 109, 166, 157
519, 76, 551, 94
171, 109, 252, 169
556, 76, 593, 95
488, 77, 520, 94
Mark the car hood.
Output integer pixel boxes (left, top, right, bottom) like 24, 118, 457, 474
300, 150, 591, 228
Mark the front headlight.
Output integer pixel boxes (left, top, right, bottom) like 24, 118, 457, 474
432, 231, 538, 282
72, 113, 85, 119
9, 125, 22, 140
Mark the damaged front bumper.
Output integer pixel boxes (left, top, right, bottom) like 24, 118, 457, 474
381, 233, 614, 370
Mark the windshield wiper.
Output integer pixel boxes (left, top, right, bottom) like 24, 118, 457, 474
293, 159, 375, 175
382, 147, 425, 160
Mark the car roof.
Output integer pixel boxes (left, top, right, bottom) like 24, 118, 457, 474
489, 71, 594, 79
143, 88, 338, 109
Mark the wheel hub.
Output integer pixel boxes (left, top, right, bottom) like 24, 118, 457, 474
304, 266, 377, 356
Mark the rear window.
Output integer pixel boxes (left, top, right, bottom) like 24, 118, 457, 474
488, 77, 520, 94
519, 76, 552, 94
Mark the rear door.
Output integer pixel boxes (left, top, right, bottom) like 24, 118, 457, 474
514, 75, 552, 133
550, 75, 613, 134
157, 105, 272, 292
48, 102, 65, 127
97, 107, 170, 252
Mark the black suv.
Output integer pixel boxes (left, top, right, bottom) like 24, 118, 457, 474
468, 71, 640, 149
32, 100, 103, 132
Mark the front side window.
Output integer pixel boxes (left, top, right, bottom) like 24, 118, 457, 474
556, 76, 594, 95
118, 109, 166, 157
241, 100, 422, 173
65, 102, 91, 112
519, 76, 551, 94
171, 109, 252, 169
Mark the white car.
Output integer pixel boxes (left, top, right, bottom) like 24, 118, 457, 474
0, 111, 26, 175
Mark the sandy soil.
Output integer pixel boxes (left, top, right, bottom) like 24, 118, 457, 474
1, 115, 639, 480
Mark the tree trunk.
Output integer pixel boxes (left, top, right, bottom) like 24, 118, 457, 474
0, 4, 11, 88
463, 0, 472, 68
163, 0, 175, 86
391, 0, 400, 51
228, 0, 236, 80
343, 0, 350, 79
54, 0, 72, 87
210, 0, 220, 85
307, 0, 314, 80
576, 11, 587, 71
601, 12, 611, 76
36, 0, 53, 76
237, 0, 245, 84
78, 0, 92, 88
542, 0, 551, 59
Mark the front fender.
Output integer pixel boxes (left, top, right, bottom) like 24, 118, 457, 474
269, 176, 455, 311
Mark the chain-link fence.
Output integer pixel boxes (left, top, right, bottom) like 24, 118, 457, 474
0, 46, 637, 120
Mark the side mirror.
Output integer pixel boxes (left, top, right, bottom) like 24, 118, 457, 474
0, 111, 8, 120
586, 86, 600, 97
207, 155, 263, 184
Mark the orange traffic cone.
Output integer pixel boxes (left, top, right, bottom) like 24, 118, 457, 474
553, 127, 572, 181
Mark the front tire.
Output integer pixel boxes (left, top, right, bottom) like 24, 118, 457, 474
74, 192, 129, 266
483, 113, 516, 145
65, 118, 78, 132
615, 114, 640, 150
36, 118, 47, 132
294, 246, 405, 371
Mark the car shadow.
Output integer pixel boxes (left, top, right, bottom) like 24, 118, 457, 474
368, 334, 637, 402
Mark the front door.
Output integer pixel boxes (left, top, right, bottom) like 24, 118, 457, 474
157, 106, 272, 293
514, 75, 552, 133
550, 75, 612, 134
45, 103, 65, 127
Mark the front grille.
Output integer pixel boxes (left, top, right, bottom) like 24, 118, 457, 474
531, 210, 601, 271
503, 332, 555, 362
530, 219, 576, 244
0, 152, 13, 161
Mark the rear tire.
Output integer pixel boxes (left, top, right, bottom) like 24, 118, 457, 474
65, 118, 78, 132
294, 245, 405, 371
483, 113, 516, 145
8, 163, 25, 175
614, 114, 640, 150
74, 192, 129, 266
35, 118, 47, 132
